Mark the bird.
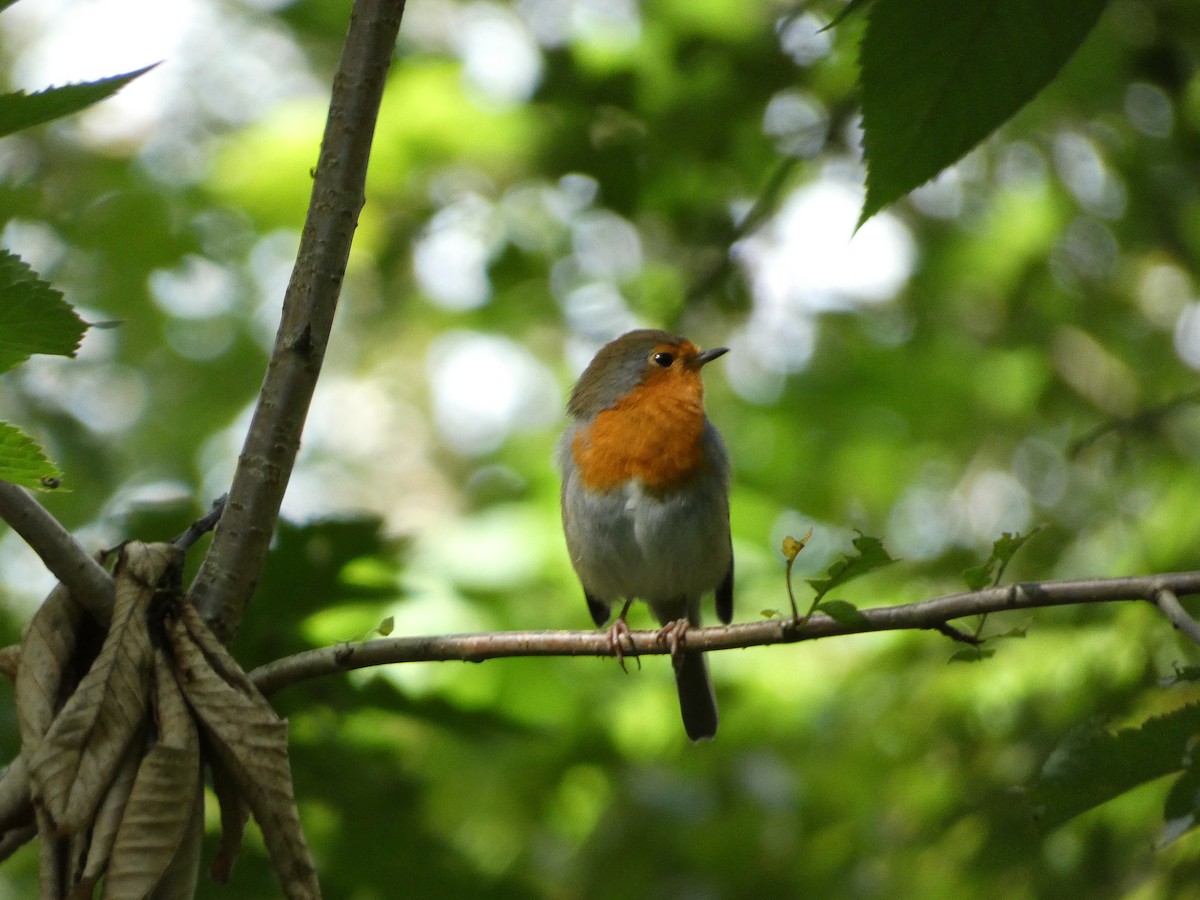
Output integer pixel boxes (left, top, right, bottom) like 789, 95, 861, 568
557, 329, 733, 741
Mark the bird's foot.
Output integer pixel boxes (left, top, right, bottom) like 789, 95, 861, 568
607, 618, 641, 672
656, 618, 690, 670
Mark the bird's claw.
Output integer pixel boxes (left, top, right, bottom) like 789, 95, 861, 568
607, 618, 641, 672
656, 618, 690, 670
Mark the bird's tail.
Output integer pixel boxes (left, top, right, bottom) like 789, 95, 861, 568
675, 651, 718, 741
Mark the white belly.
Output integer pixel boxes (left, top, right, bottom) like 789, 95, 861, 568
563, 475, 731, 607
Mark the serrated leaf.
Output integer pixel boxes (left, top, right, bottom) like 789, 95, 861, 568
1031, 704, 1200, 832
817, 599, 868, 627
858, 0, 1107, 224
0, 421, 63, 489
0, 249, 87, 374
0, 65, 157, 139
962, 563, 994, 592
962, 529, 1042, 590
1160, 761, 1200, 848
823, 0, 873, 31
807, 532, 896, 603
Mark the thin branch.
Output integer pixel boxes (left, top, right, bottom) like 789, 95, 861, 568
1152, 587, 1200, 647
172, 494, 227, 551
931, 622, 983, 645
1069, 388, 1200, 457
0, 481, 112, 623
187, 0, 408, 644
248, 570, 1200, 696
687, 155, 798, 302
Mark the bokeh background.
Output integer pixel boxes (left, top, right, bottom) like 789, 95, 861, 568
3, 0, 1200, 896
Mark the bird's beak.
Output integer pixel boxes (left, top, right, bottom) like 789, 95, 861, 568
695, 346, 729, 367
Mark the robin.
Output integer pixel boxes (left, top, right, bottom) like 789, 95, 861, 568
558, 329, 733, 741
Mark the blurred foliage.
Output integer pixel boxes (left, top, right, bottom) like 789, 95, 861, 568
3, 0, 1200, 897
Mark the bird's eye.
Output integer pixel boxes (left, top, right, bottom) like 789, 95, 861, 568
652, 351, 675, 368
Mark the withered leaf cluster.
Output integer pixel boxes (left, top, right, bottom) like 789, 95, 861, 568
0, 542, 319, 899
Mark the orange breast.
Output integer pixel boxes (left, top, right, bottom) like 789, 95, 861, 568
572, 369, 709, 494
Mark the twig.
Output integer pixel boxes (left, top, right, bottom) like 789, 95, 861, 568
187, 0, 408, 643
1069, 389, 1200, 457
687, 156, 798, 302
0, 481, 112, 623
172, 494, 228, 551
931, 622, 983, 645
248, 570, 1200, 696
1152, 587, 1200, 648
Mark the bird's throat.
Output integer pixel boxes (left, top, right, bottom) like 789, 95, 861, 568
572, 373, 708, 494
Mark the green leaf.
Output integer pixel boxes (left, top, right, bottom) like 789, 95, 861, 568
1160, 761, 1200, 847
0, 0, 21, 13
961, 563, 993, 592
0, 422, 63, 489
1031, 704, 1200, 832
1163, 666, 1200, 686
858, 0, 1107, 224
816, 599, 869, 627
962, 529, 1042, 590
823, 0, 874, 31
948, 647, 995, 664
806, 532, 896, 603
0, 249, 87, 374
993, 626, 1027, 641
0, 64, 158, 139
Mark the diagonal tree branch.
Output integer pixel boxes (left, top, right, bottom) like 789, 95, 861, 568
1153, 587, 1200, 647
187, 0, 408, 644
0, 481, 112, 623
247, 570, 1200, 696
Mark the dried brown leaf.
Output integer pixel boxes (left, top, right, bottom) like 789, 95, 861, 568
0, 822, 37, 864
16, 582, 86, 754
0, 754, 32, 835
179, 601, 256, 696
28, 543, 180, 835
37, 805, 68, 900
144, 781, 204, 900
76, 724, 145, 889
167, 611, 320, 899
68, 825, 89, 900
102, 651, 200, 900
68, 871, 98, 900
208, 752, 249, 884
0, 643, 19, 683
